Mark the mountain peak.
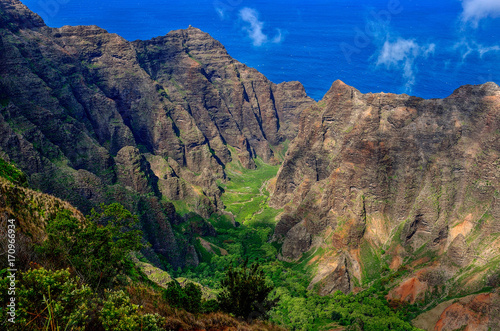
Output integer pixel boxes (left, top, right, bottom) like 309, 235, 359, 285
321, 79, 361, 101
448, 81, 500, 99
0, 0, 45, 30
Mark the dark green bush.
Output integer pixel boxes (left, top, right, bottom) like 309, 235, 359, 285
163, 280, 203, 314
0, 267, 91, 330
217, 261, 276, 320
39, 203, 143, 290
99, 290, 164, 331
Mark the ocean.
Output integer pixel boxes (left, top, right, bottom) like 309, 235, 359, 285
21, 0, 500, 101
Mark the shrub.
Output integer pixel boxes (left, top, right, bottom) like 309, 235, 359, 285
99, 290, 164, 331
217, 261, 276, 320
39, 203, 143, 290
163, 280, 203, 313
202, 299, 220, 313
0, 267, 91, 330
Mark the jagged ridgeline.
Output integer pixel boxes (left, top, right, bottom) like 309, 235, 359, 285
2, 0, 500, 330
270, 81, 500, 328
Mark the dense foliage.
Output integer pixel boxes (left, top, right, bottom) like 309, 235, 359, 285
0, 267, 91, 330
217, 262, 276, 320
176, 217, 423, 330
0, 267, 165, 330
272, 286, 421, 331
0, 157, 28, 187
39, 204, 143, 290
99, 290, 164, 331
163, 280, 203, 313
167, 158, 426, 330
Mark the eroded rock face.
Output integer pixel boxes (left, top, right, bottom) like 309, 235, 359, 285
0, 0, 312, 199
138, 196, 182, 267
317, 256, 352, 295
272, 79, 500, 298
281, 221, 312, 261
133, 28, 313, 167
115, 146, 159, 195
413, 292, 500, 331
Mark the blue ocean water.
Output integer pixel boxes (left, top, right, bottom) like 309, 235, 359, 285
21, 0, 500, 100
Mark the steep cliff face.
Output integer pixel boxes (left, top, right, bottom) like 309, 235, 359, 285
133, 28, 312, 168
272, 80, 500, 301
0, 0, 312, 267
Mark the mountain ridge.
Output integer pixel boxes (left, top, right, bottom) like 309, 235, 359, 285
270, 78, 500, 302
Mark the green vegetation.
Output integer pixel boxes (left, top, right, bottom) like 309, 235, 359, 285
220, 154, 281, 225
0, 154, 425, 330
1, 202, 231, 330
0, 157, 28, 187
359, 241, 384, 284
99, 290, 164, 331
163, 280, 203, 313
173, 154, 423, 330
0, 267, 165, 331
39, 204, 143, 290
218, 262, 276, 320
273, 286, 422, 331
0, 267, 92, 330
178, 217, 423, 330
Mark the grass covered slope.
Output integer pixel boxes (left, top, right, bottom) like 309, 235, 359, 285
0, 159, 84, 244
0, 157, 28, 187
220, 153, 282, 226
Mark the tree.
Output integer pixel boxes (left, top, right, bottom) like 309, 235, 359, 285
163, 280, 202, 313
217, 261, 276, 320
41, 203, 143, 290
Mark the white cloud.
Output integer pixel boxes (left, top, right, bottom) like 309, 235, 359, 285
461, 0, 500, 26
478, 44, 500, 56
272, 29, 283, 44
376, 38, 435, 93
454, 39, 500, 60
238, 7, 283, 46
215, 7, 225, 19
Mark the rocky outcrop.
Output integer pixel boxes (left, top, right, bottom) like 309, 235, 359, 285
115, 146, 159, 195
281, 221, 312, 261
137, 196, 182, 267
316, 256, 352, 295
272, 79, 500, 298
413, 292, 500, 331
